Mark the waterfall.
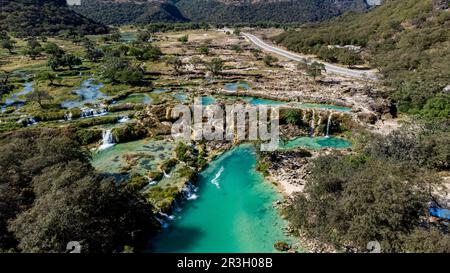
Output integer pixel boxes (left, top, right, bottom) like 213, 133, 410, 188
182, 182, 198, 200
326, 112, 333, 137
310, 110, 315, 136
163, 171, 171, 178
80, 107, 108, 119
211, 166, 224, 189
64, 112, 73, 121
98, 129, 115, 150
118, 116, 130, 123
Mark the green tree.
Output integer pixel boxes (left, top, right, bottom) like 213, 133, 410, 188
306, 61, 326, 81
25, 38, 43, 60
1, 37, 15, 54
37, 71, 56, 86
198, 44, 209, 55
282, 109, 301, 125
0, 129, 158, 253
338, 49, 362, 68
43, 43, 64, 58
0, 70, 12, 95
47, 56, 62, 71
26, 89, 53, 108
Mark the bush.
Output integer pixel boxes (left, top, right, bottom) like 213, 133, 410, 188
111, 124, 148, 143
76, 129, 102, 145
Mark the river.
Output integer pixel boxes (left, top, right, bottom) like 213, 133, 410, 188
149, 145, 292, 253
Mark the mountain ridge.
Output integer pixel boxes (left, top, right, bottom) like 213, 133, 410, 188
0, 0, 109, 37
71, 0, 371, 25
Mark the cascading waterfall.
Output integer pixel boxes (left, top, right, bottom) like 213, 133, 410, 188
326, 112, 334, 137
182, 182, 199, 201
98, 129, 115, 150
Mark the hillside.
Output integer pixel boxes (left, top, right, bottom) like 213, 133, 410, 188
71, 0, 370, 25
71, 1, 188, 25
0, 0, 109, 37
274, 0, 450, 119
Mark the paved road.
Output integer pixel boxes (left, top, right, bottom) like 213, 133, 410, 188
243, 33, 377, 81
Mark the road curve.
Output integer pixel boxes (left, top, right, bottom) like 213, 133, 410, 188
243, 33, 377, 81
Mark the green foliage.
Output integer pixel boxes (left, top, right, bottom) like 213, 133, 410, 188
75, 116, 118, 128
111, 123, 148, 143
263, 55, 278, 67
165, 56, 183, 74
159, 158, 178, 173
101, 56, 144, 85
0, 0, 108, 37
72, 0, 189, 25
43, 42, 65, 58
25, 89, 53, 108
189, 56, 203, 70
125, 174, 149, 193
178, 35, 189, 44
145, 186, 180, 212
287, 125, 450, 252
25, 38, 43, 60
197, 44, 210, 55
204, 58, 223, 75
1, 34, 15, 54
281, 109, 301, 125
37, 71, 56, 86
47, 53, 82, 71
274, 0, 450, 118
128, 44, 162, 61
76, 129, 102, 145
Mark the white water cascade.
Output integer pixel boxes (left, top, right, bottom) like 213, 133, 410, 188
98, 129, 115, 150
182, 182, 199, 201
310, 110, 316, 136
326, 112, 334, 137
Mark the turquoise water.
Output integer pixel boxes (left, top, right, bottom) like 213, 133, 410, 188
224, 82, 251, 92
150, 145, 291, 253
61, 79, 106, 108
280, 137, 352, 150
201, 96, 217, 105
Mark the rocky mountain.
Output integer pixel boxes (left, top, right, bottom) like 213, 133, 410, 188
71, 0, 370, 25
0, 0, 108, 37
